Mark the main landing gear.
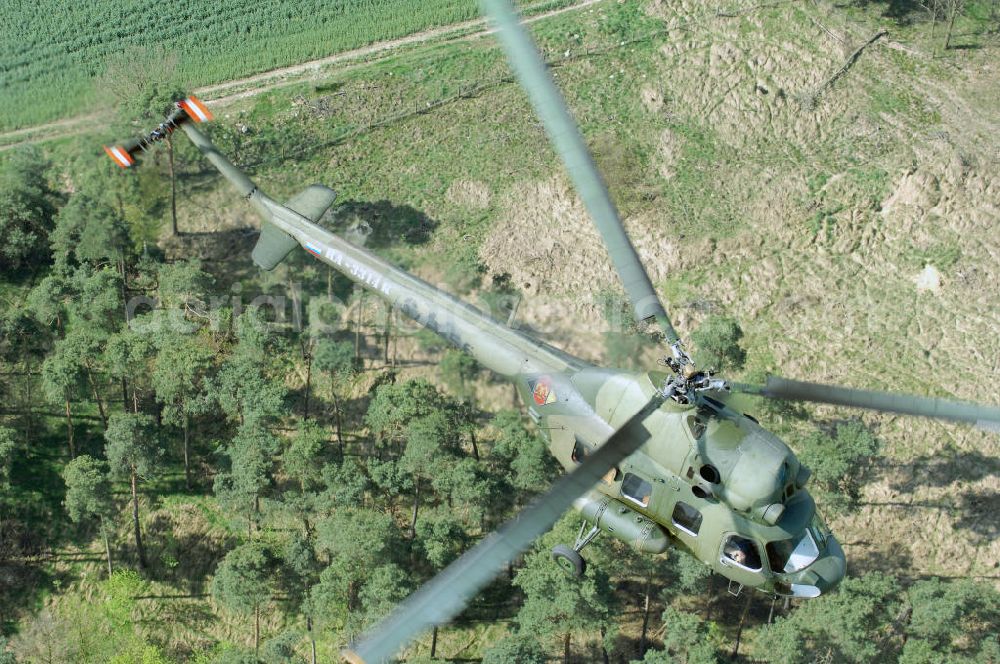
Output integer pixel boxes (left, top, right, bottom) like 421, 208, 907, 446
551, 521, 600, 578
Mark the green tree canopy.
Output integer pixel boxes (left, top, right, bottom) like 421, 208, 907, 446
211, 541, 277, 655
0, 425, 15, 463
690, 315, 746, 372
482, 634, 548, 664
513, 516, 618, 660
797, 420, 880, 513
439, 349, 479, 398
900, 577, 999, 663
761, 571, 902, 664
312, 338, 355, 379
312, 507, 409, 636
49, 193, 129, 270
213, 421, 279, 532
62, 454, 116, 575
365, 379, 450, 446
150, 330, 215, 420
490, 410, 557, 493
0, 635, 15, 664
65, 266, 123, 329
414, 507, 469, 571
211, 542, 276, 616
156, 259, 213, 311
213, 310, 287, 425
105, 413, 160, 480
62, 455, 114, 524
104, 412, 159, 569
0, 147, 56, 276
259, 631, 301, 664
283, 420, 328, 492
25, 273, 71, 328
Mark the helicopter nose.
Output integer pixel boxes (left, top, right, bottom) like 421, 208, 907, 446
812, 535, 847, 594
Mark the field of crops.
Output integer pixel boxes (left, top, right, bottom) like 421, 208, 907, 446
0, 0, 482, 131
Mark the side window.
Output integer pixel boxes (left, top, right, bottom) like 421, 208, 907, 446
722, 535, 763, 571
571, 437, 589, 464
671, 501, 702, 536
621, 473, 652, 507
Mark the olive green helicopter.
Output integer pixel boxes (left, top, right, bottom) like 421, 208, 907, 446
104, 1, 1000, 662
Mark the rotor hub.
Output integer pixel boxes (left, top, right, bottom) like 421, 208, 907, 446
659, 342, 729, 403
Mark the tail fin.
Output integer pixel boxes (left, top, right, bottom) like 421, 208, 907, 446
252, 185, 337, 270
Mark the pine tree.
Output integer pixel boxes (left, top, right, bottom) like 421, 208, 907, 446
690, 315, 746, 372
104, 413, 160, 570
0, 147, 56, 277
214, 421, 279, 537
797, 420, 880, 513
211, 542, 276, 658
62, 455, 116, 577
514, 517, 618, 663
151, 330, 214, 489
761, 571, 902, 663
312, 338, 355, 451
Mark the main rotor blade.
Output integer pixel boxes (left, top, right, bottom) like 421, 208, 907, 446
343, 393, 666, 664
733, 376, 1000, 429
480, 0, 679, 343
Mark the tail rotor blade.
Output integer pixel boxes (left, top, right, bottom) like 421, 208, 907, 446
733, 376, 1000, 429
480, 0, 679, 343
343, 393, 666, 664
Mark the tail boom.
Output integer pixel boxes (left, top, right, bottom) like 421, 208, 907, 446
260, 194, 580, 378
114, 95, 581, 379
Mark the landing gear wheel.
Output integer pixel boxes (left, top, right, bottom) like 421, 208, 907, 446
551, 544, 586, 578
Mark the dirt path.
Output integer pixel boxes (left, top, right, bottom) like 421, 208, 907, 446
0, 0, 602, 152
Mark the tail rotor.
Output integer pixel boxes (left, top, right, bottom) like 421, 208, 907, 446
103, 95, 213, 169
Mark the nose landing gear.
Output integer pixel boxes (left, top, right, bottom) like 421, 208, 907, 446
551, 522, 601, 578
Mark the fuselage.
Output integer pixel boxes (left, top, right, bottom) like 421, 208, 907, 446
267, 196, 845, 597
180, 121, 845, 597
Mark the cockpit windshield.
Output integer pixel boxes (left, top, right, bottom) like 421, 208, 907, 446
766, 528, 820, 573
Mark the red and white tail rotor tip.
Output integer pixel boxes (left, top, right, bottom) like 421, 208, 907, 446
103, 145, 135, 169
178, 95, 213, 123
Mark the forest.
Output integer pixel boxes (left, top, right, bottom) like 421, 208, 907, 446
2, 0, 1000, 661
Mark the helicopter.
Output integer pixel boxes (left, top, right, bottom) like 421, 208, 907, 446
103, 1, 1000, 662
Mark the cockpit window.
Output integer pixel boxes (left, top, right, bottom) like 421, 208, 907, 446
671, 501, 702, 536
571, 437, 589, 464
722, 535, 763, 571
810, 513, 830, 547
766, 529, 819, 573
622, 473, 652, 507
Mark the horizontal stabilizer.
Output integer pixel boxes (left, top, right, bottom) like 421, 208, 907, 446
285, 184, 337, 222
251, 184, 337, 270
252, 222, 299, 271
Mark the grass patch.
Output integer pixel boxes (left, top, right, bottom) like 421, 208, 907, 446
657, 121, 742, 239
904, 241, 962, 270
0, 0, 487, 131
